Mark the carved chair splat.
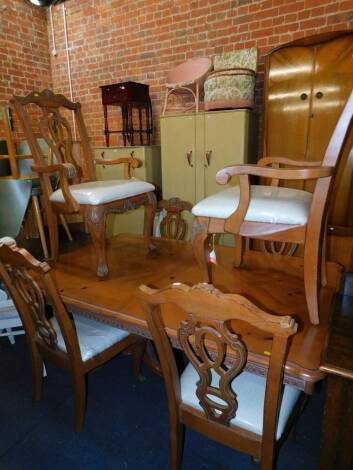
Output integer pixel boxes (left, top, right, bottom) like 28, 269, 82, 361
0, 241, 145, 431
191, 90, 353, 325
158, 198, 193, 240
11, 90, 157, 278
138, 282, 304, 470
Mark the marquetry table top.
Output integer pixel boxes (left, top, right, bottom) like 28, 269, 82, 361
52, 234, 341, 393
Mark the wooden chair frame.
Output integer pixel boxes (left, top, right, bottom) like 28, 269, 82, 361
11, 89, 156, 278
191, 90, 353, 325
0, 242, 145, 431
138, 282, 300, 470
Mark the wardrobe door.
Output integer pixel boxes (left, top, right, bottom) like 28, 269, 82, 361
309, 34, 353, 224
264, 46, 313, 162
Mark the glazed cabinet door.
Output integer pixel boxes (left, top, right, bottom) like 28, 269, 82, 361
160, 114, 196, 204
202, 110, 253, 198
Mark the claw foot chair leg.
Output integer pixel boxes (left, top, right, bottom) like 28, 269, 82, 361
144, 193, 157, 251
86, 207, 108, 278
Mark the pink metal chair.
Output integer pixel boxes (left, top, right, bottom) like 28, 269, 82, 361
162, 57, 212, 115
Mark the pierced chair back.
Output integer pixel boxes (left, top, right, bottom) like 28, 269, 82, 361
11, 90, 93, 213
11, 90, 157, 278
138, 282, 298, 469
0, 242, 81, 364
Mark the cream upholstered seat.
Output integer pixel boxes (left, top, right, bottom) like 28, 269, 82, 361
51, 314, 130, 362
50, 178, 155, 206
181, 363, 301, 440
192, 185, 312, 225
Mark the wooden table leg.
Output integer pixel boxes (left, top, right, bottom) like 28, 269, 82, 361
103, 105, 109, 147
320, 375, 353, 469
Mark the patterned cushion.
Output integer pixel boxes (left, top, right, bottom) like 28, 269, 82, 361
213, 47, 258, 71
204, 47, 257, 110
180, 362, 301, 439
51, 314, 130, 362
192, 185, 312, 225
50, 178, 155, 205
204, 72, 256, 110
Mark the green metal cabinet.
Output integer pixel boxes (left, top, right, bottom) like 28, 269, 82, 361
161, 109, 256, 239
94, 145, 161, 237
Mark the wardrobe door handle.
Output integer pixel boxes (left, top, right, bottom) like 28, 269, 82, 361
186, 150, 193, 167
204, 150, 212, 167
300, 93, 308, 100
316, 91, 323, 99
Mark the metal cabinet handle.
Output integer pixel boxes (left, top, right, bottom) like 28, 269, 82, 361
100, 151, 105, 168
186, 150, 193, 167
204, 150, 212, 167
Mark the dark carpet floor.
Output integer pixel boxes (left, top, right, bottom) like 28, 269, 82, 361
0, 334, 324, 470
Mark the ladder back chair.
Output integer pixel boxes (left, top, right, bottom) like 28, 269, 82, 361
191, 90, 353, 325
0, 241, 145, 431
11, 89, 157, 278
138, 282, 303, 470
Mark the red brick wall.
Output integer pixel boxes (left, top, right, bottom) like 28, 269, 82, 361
2, 1, 353, 147
48, 0, 353, 148
0, 0, 52, 140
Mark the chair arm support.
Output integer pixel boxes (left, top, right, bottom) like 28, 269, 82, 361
216, 164, 334, 185
32, 163, 79, 212
95, 157, 142, 179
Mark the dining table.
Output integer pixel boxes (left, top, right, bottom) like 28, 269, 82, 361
51, 233, 342, 395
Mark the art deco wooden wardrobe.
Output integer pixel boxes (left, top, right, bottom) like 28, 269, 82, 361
262, 31, 353, 268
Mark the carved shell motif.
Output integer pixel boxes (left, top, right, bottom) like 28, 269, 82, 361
7, 266, 57, 347
178, 317, 246, 425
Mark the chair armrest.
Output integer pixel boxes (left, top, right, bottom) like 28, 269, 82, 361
95, 157, 142, 179
32, 163, 79, 212
258, 156, 323, 168
216, 164, 334, 185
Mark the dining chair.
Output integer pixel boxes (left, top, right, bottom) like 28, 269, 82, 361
191, 90, 353, 325
11, 89, 157, 278
138, 282, 303, 470
162, 58, 212, 115
0, 281, 25, 345
0, 241, 145, 432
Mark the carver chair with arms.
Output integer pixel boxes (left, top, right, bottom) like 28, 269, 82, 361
11, 89, 156, 278
138, 282, 303, 470
191, 90, 353, 325
0, 241, 145, 432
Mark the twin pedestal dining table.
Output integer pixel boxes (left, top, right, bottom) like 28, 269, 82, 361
51, 234, 353, 468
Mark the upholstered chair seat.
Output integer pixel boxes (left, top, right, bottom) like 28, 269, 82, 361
180, 363, 301, 439
192, 185, 312, 225
50, 178, 155, 206
51, 314, 130, 362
